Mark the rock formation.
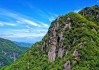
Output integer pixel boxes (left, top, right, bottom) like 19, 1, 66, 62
58, 47, 64, 58
48, 47, 56, 62
13, 53, 16, 62
42, 42, 46, 51
66, 17, 71, 29
64, 60, 71, 70
73, 49, 78, 60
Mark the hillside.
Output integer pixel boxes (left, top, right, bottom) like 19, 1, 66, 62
1, 5, 99, 70
79, 5, 99, 25
0, 38, 27, 68
14, 41, 32, 47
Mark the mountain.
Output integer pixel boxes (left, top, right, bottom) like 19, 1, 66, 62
79, 5, 99, 25
1, 5, 99, 70
0, 38, 27, 68
14, 42, 32, 47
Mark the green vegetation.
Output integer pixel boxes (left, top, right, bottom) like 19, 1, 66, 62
0, 38, 27, 68
1, 5, 99, 70
79, 5, 99, 25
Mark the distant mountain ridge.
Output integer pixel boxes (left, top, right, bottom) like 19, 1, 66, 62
0, 37, 27, 68
14, 41, 32, 47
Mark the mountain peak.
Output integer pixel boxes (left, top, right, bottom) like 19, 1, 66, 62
2, 5, 99, 70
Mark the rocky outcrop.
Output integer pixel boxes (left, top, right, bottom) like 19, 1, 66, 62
47, 17, 73, 62
58, 47, 64, 58
42, 42, 46, 51
13, 53, 16, 62
2, 50, 18, 62
48, 47, 56, 62
64, 60, 71, 70
73, 49, 78, 60
66, 17, 71, 29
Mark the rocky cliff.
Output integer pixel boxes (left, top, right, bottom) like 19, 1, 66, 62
1, 5, 99, 70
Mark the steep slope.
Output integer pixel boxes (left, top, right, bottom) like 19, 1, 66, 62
2, 5, 99, 70
0, 38, 27, 68
79, 5, 99, 25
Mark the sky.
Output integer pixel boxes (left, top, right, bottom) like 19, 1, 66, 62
0, 0, 99, 43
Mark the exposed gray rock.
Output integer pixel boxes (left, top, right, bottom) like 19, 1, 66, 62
64, 60, 71, 70
66, 18, 71, 23
48, 47, 56, 62
66, 18, 71, 29
58, 48, 64, 58
13, 53, 16, 62
73, 49, 78, 60
59, 32, 63, 42
42, 42, 46, 51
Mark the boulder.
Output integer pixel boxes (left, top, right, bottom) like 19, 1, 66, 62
64, 60, 71, 70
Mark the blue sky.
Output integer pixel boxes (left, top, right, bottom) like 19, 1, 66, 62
0, 0, 99, 43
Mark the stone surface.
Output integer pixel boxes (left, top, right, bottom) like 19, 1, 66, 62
48, 47, 56, 62
58, 48, 64, 58
64, 60, 71, 70
42, 42, 46, 51
73, 49, 78, 60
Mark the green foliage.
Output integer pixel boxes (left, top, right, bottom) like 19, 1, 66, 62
0, 38, 27, 68
1, 5, 99, 70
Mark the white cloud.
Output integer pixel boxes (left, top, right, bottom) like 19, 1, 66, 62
74, 9, 81, 13
0, 21, 17, 26
0, 8, 41, 27
20, 18, 41, 27
0, 8, 52, 42
37, 21, 49, 28
0, 32, 45, 38
41, 23, 49, 28
4, 22, 17, 26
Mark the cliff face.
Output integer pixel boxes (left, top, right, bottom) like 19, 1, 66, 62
2, 5, 99, 70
